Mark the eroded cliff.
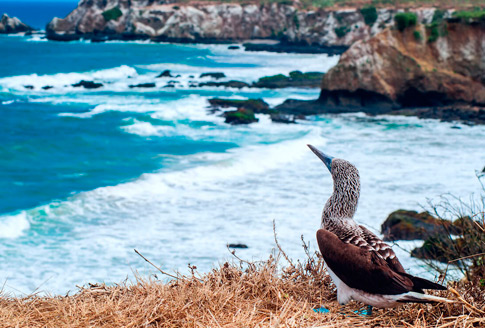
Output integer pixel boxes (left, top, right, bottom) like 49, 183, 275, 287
319, 19, 485, 111
46, 0, 437, 49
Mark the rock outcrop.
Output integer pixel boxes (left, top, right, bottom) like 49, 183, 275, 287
0, 14, 34, 33
381, 210, 460, 241
319, 19, 485, 111
46, 0, 436, 50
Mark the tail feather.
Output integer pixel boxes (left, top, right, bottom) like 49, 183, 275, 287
400, 273, 447, 291
396, 291, 454, 304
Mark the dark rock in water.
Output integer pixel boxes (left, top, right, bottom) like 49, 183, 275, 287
72, 80, 103, 89
24, 85, 34, 89
253, 71, 324, 89
390, 106, 485, 125
223, 108, 258, 125
209, 98, 270, 114
482, 166, 485, 173
42, 86, 54, 90
156, 70, 173, 78
168, 80, 179, 84
189, 75, 194, 78
228, 45, 240, 50
228, 243, 248, 249
163, 84, 175, 88
243, 42, 347, 55
129, 83, 156, 88
274, 99, 326, 116
200, 72, 226, 80
410, 236, 454, 263
381, 210, 460, 241
199, 80, 250, 89
270, 113, 297, 124
189, 84, 197, 88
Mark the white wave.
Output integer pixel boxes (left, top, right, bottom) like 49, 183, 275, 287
1, 100, 15, 105
121, 120, 175, 137
0, 65, 137, 91
0, 211, 30, 239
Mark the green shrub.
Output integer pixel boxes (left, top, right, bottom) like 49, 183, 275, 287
427, 22, 447, 43
334, 26, 350, 38
310, 0, 334, 8
360, 6, 378, 26
431, 9, 445, 24
102, 7, 122, 22
453, 9, 485, 23
394, 12, 417, 31
293, 14, 300, 29
259, 74, 287, 83
413, 30, 422, 41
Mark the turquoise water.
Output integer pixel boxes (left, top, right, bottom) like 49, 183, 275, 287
1, 35, 484, 295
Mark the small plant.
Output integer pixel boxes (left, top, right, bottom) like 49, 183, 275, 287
334, 26, 350, 38
293, 14, 300, 29
102, 7, 122, 22
413, 30, 422, 41
416, 177, 485, 282
427, 21, 447, 43
360, 6, 378, 26
394, 12, 417, 31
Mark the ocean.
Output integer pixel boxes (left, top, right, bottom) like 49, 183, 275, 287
1, 34, 484, 295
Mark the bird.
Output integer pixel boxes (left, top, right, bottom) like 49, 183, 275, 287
307, 144, 452, 314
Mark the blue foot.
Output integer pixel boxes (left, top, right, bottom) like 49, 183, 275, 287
354, 305, 373, 316
313, 306, 330, 314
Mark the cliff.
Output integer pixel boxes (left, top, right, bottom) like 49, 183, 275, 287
46, 0, 437, 49
0, 14, 34, 34
319, 18, 485, 111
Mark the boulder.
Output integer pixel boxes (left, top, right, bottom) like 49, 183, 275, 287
200, 72, 226, 80
0, 14, 33, 34
72, 80, 103, 89
223, 108, 258, 125
129, 83, 155, 88
156, 70, 173, 78
381, 210, 460, 241
228, 243, 248, 249
199, 80, 250, 89
208, 98, 270, 114
270, 113, 297, 124
253, 71, 324, 89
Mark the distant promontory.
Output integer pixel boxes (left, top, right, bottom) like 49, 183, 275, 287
0, 14, 34, 34
47, 0, 440, 53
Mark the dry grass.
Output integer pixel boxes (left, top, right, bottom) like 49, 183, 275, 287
0, 248, 484, 328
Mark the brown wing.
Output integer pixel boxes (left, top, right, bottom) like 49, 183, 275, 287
359, 225, 406, 274
316, 229, 414, 295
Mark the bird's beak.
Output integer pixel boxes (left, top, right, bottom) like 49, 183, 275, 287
307, 144, 333, 172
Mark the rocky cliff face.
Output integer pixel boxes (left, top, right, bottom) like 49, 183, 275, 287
319, 20, 485, 111
0, 14, 34, 33
46, 0, 437, 48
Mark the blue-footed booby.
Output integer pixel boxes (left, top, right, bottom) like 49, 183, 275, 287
307, 144, 450, 310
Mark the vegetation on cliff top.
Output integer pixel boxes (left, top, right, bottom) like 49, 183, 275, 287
177, 0, 485, 10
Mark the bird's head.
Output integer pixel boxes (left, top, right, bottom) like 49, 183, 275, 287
307, 144, 360, 220
307, 145, 359, 184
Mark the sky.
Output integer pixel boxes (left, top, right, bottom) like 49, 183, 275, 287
1, 0, 78, 29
